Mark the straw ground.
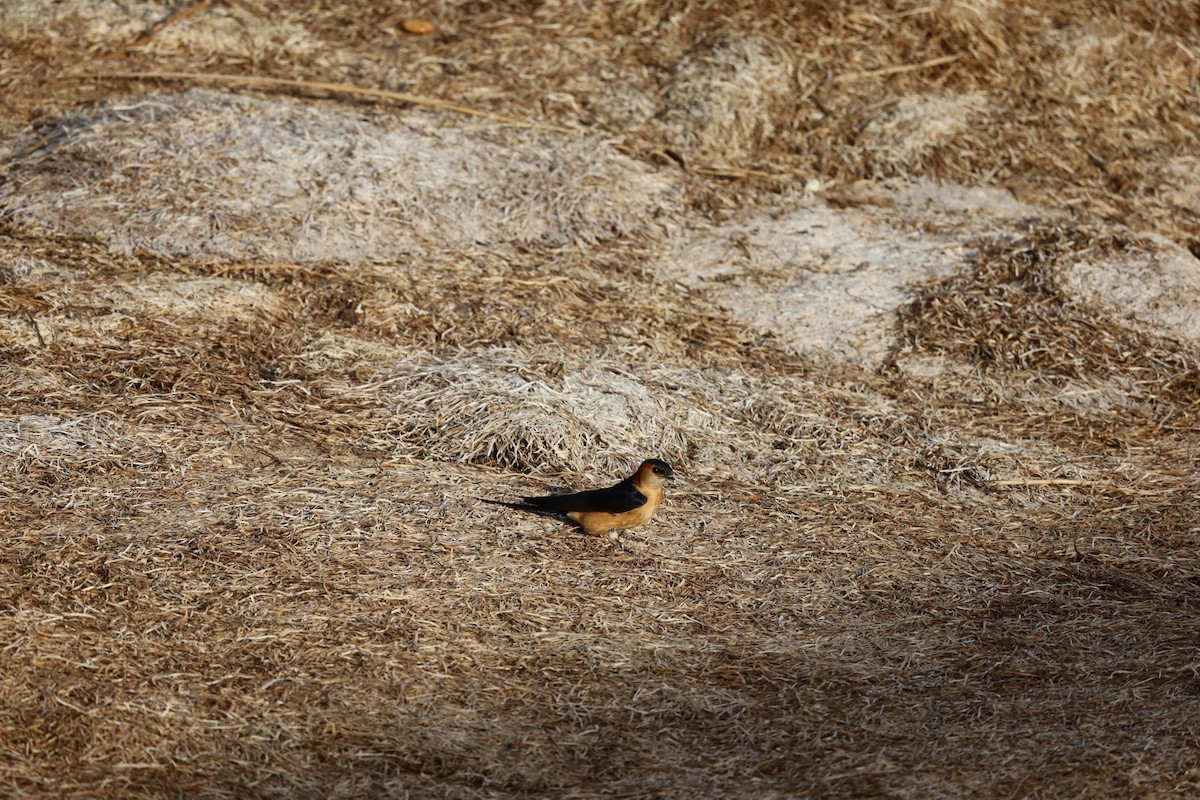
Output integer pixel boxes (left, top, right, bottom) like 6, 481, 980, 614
1, 1, 1199, 798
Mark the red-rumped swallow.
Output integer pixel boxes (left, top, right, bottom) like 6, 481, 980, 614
483, 458, 674, 536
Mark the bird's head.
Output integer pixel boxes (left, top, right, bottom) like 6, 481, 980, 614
637, 458, 675, 487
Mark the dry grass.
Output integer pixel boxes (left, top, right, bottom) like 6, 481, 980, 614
1, 1, 1199, 798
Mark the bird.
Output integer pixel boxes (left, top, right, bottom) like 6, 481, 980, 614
483, 458, 675, 537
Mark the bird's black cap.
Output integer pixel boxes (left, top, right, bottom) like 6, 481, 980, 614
642, 458, 674, 478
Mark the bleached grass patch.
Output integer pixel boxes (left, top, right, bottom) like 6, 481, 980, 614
1059, 233, 1200, 346
330, 352, 914, 491
859, 93, 989, 171
293, 331, 410, 375
340, 351, 698, 476
0, 0, 322, 62
0, 89, 681, 260
108, 274, 289, 322
0, 0, 150, 45
657, 33, 799, 162
666, 197, 966, 364
0, 413, 161, 474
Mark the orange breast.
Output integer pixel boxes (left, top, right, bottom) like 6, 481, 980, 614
569, 486, 664, 536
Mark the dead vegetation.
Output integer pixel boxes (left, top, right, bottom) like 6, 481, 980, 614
1, 1, 1199, 798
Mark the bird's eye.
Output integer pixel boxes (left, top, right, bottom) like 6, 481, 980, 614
653, 467, 664, 474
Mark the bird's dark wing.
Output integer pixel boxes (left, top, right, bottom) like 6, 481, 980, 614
524, 479, 647, 515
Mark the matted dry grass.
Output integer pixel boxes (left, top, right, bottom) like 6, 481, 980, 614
1, 1, 1199, 798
